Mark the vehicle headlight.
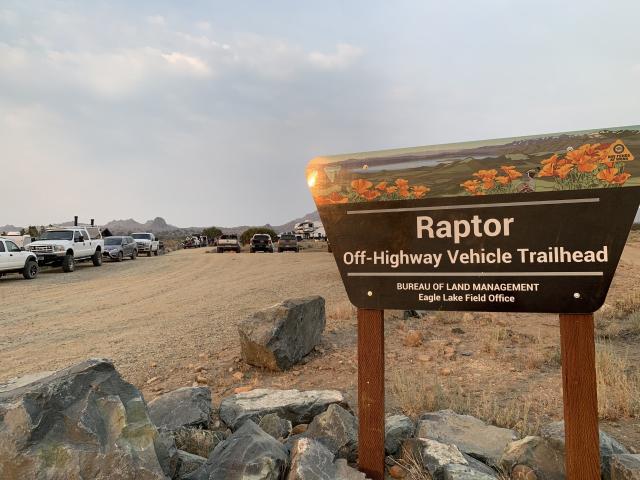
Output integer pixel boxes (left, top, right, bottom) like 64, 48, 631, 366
53, 245, 65, 252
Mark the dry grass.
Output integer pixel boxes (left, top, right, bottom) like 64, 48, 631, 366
596, 293, 640, 339
596, 342, 640, 420
174, 427, 225, 458
389, 369, 542, 436
521, 344, 562, 371
327, 300, 356, 321
481, 326, 508, 358
431, 311, 460, 325
394, 446, 432, 480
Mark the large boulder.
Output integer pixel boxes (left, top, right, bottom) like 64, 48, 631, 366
259, 413, 292, 440
499, 436, 564, 480
540, 421, 629, 479
610, 454, 640, 480
403, 437, 468, 480
287, 438, 367, 480
176, 450, 207, 477
287, 437, 337, 480
184, 420, 287, 480
385, 414, 415, 456
415, 410, 518, 465
148, 387, 212, 432
306, 404, 359, 462
0, 359, 168, 480
239, 296, 326, 371
219, 388, 347, 429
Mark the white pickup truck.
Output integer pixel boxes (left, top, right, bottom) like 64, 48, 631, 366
0, 237, 39, 279
26, 226, 104, 272
131, 232, 160, 257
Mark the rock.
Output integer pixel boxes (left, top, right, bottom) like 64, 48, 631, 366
306, 404, 359, 462
287, 437, 336, 479
403, 438, 467, 479
219, 388, 347, 429
416, 409, 518, 465
177, 450, 207, 477
334, 458, 368, 479
185, 420, 287, 480
403, 330, 423, 347
610, 454, 640, 480
259, 413, 292, 440
462, 454, 498, 477
156, 429, 179, 478
388, 465, 406, 478
512, 464, 538, 480
239, 296, 326, 371
0, 359, 167, 480
499, 436, 563, 480
540, 421, 629, 479
148, 387, 212, 432
443, 464, 497, 479
385, 414, 415, 455
292, 424, 309, 435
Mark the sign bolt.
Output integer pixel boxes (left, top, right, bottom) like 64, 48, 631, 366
367, 291, 373, 297
573, 292, 581, 299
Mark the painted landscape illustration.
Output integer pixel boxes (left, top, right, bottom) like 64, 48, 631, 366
307, 126, 640, 204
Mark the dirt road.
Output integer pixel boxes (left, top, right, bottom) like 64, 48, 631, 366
0, 249, 348, 388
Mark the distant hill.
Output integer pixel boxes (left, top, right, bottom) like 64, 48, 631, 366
101, 212, 321, 238
0, 224, 22, 234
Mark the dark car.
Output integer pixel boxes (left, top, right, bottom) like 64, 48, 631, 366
103, 236, 137, 262
250, 234, 274, 253
277, 233, 299, 253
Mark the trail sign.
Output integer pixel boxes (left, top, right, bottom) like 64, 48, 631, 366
307, 125, 640, 314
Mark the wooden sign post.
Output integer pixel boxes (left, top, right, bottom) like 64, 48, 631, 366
560, 313, 601, 478
307, 125, 640, 479
357, 308, 385, 480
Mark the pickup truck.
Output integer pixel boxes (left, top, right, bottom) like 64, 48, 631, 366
0, 237, 39, 279
26, 226, 104, 272
250, 234, 274, 253
131, 232, 160, 257
216, 234, 241, 253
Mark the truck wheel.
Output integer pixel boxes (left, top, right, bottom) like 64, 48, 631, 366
278, 248, 282, 253
236, 248, 241, 253
92, 250, 103, 266
217, 248, 222, 253
147, 250, 152, 257
117, 251, 124, 262
23, 260, 39, 279
131, 250, 137, 260
154, 249, 159, 256
62, 254, 75, 272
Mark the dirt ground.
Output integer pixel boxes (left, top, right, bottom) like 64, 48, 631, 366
1, 236, 639, 450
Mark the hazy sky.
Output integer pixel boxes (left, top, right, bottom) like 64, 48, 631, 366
2, 1, 639, 228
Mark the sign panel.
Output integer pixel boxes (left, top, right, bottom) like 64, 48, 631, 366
307, 126, 640, 313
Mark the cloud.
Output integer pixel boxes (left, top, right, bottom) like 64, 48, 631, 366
0, 43, 28, 70
146, 15, 165, 26
308, 43, 363, 70
161, 51, 211, 76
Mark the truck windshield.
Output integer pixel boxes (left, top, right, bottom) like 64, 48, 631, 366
281, 235, 296, 240
39, 231, 73, 241
220, 235, 237, 239
254, 235, 270, 240
132, 234, 152, 240
105, 237, 123, 245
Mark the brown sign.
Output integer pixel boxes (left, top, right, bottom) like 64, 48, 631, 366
307, 126, 640, 313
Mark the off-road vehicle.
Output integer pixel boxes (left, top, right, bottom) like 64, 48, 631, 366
132, 233, 160, 257
26, 227, 104, 272
217, 234, 241, 253
250, 234, 274, 253
0, 237, 39, 279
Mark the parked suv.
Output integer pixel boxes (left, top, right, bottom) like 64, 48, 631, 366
250, 234, 274, 253
103, 236, 138, 262
26, 227, 104, 272
278, 233, 299, 253
216, 234, 241, 253
0, 237, 39, 279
